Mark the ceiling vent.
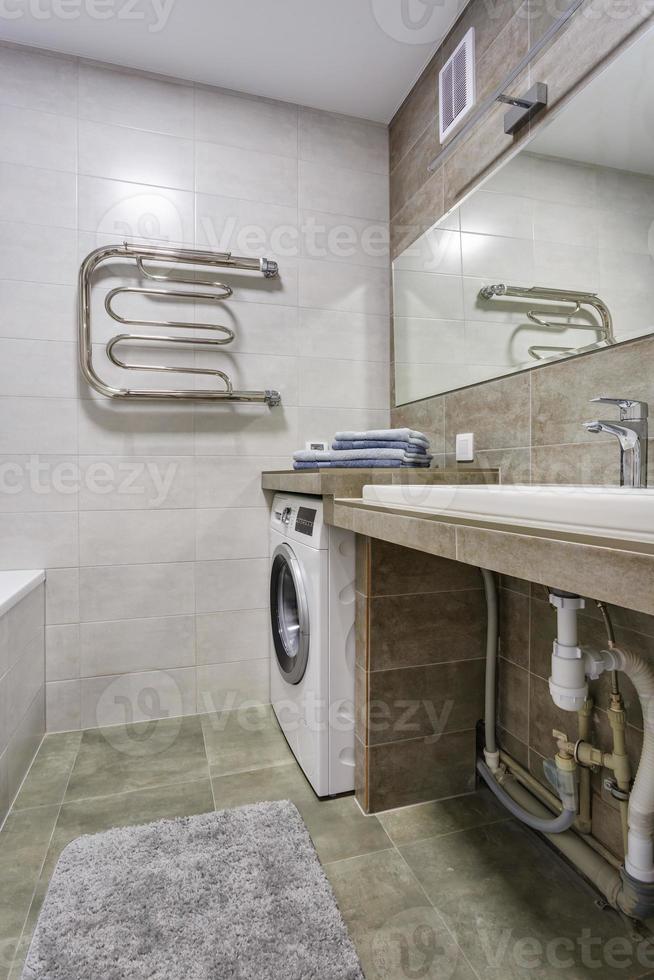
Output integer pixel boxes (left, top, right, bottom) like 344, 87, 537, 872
439, 28, 476, 143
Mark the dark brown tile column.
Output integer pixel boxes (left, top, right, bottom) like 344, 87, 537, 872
355, 536, 486, 812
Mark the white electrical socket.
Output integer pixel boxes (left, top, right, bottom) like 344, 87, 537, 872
455, 432, 474, 462
305, 440, 328, 451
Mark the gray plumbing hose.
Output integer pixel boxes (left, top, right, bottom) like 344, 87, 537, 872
480, 568, 498, 755
479, 567, 576, 835
477, 759, 577, 833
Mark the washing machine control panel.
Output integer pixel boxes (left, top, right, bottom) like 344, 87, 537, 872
271, 494, 327, 549
295, 506, 317, 536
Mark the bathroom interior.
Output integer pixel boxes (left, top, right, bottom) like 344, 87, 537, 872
1, 0, 654, 977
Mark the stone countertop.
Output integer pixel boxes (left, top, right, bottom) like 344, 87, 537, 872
261, 468, 499, 523
330, 497, 654, 617
261, 466, 498, 497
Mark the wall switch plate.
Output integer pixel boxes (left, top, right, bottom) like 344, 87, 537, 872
306, 440, 328, 451
456, 432, 474, 462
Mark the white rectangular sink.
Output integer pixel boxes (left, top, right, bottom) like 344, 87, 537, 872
361, 484, 654, 544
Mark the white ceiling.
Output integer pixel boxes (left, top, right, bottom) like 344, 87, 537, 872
0, 0, 466, 122
529, 26, 654, 176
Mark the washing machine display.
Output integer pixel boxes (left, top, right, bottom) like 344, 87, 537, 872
270, 543, 310, 685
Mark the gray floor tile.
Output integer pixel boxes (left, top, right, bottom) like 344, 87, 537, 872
43, 778, 214, 881
0, 936, 18, 980
6, 932, 30, 980
201, 705, 293, 778
211, 759, 391, 863
0, 806, 59, 961
400, 819, 652, 979
64, 715, 209, 802
378, 788, 508, 846
212, 760, 317, 811
297, 796, 393, 865
324, 846, 475, 978
12, 733, 81, 811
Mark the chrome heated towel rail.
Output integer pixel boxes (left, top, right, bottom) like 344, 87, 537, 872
479, 283, 615, 361
79, 241, 282, 406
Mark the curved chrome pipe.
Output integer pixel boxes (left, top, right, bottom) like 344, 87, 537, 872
479, 283, 615, 360
78, 241, 282, 406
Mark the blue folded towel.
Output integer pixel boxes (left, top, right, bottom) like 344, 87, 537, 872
335, 428, 429, 447
332, 440, 427, 454
292, 459, 431, 470
294, 448, 410, 462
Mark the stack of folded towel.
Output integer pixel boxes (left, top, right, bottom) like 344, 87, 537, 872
293, 428, 432, 470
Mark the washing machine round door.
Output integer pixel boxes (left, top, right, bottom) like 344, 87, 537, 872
270, 542, 310, 685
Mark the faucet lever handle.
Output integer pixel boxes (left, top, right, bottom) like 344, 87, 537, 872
590, 396, 648, 421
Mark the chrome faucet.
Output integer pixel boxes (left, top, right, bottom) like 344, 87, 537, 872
583, 396, 648, 488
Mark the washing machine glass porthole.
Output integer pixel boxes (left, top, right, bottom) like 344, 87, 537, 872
270, 544, 310, 684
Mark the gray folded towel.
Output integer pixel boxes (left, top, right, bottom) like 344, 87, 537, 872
334, 428, 429, 447
292, 459, 430, 470
294, 448, 432, 462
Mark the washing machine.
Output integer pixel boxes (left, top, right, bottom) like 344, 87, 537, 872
269, 493, 356, 797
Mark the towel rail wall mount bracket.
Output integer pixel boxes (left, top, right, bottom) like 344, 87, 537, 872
78, 241, 282, 407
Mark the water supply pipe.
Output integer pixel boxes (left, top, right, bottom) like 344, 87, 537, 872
478, 567, 654, 918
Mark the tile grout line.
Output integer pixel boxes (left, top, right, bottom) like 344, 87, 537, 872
199, 717, 217, 812
387, 833, 483, 980
6, 731, 83, 977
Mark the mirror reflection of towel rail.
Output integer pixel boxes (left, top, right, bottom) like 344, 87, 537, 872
478, 284, 615, 361
78, 241, 282, 406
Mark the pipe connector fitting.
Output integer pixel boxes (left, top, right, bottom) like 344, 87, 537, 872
618, 866, 654, 918
549, 646, 618, 712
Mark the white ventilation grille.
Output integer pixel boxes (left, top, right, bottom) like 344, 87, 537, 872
439, 28, 476, 143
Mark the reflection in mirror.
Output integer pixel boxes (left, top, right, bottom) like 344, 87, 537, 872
393, 26, 654, 406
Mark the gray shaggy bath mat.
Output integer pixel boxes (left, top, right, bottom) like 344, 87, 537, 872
22, 800, 364, 980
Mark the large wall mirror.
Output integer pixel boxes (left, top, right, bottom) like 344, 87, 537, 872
393, 26, 654, 406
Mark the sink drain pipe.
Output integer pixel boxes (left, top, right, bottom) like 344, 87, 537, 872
478, 568, 654, 919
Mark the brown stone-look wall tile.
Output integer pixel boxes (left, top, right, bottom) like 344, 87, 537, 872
355, 534, 370, 595
369, 539, 481, 597
368, 658, 485, 745
392, 398, 445, 454
581, 600, 654, 642
389, 54, 440, 172
441, 0, 524, 68
355, 665, 368, 746
368, 590, 486, 671
498, 657, 529, 741
530, 336, 654, 447
354, 734, 368, 812
501, 574, 531, 596
529, 595, 555, 680
499, 588, 530, 669
355, 591, 369, 670
390, 126, 440, 219
366, 730, 477, 811
442, 80, 532, 211
590, 790, 624, 860
441, 448, 531, 484
390, 167, 445, 259
443, 372, 531, 453
530, 441, 641, 488
527, 0, 651, 120
497, 725, 529, 768
475, 2, 530, 105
